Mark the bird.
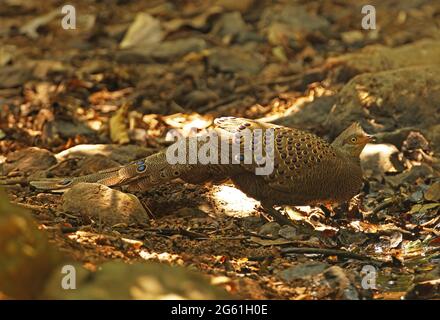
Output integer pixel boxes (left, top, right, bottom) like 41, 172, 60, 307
30, 117, 374, 225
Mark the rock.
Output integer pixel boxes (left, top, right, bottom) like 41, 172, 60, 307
278, 262, 329, 282
50, 119, 95, 139
258, 221, 280, 238
183, 89, 219, 108
240, 216, 264, 229
360, 143, 400, 176
273, 95, 336, 130
54, 144, 155, 164
260, 5, 329, 48
43, 261, 233, 299
278, 225, 301, 240
0, 190, 62, 299
321, 266, 359, 300
373, 127, 419, 148
120, 13, 164, 49
3, 147, 56, 176
212, 11, 248, 40
153, 38, 207, 60
259, 5, 329, 34
62, 183, 149, 226
327, 66, 440, 138
73, 154, 120, 175
117, 38, 206, 62
174, 207, 208, 218
97, 144, 155, 163
208, 47, 264, 75
409, 190, 424, 203
326, 40, 440, 80
402, 132, 431, 155
337, 229, 368, 247
386, 165, 434, 187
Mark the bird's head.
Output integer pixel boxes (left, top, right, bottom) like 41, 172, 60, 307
331, 122, 374, 159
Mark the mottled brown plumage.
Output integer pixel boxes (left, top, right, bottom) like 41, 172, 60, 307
30, 117, 373, 224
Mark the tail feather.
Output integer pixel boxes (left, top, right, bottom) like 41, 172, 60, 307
29, 166, 124, 191
30, 134, 234, 192
30, 150, 190, 191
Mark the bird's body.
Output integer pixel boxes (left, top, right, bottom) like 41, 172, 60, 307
30, 117, 372, 224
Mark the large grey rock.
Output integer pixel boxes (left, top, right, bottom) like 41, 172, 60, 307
326, 66, 440, 138
62, 183, 149, 226
3, 147, 56, 176
208, 47, 264, 75
259, 5, 329, 33
43, 261, 233, 299
326, 40, 440, 79
55, 144, 155, 164
258, 221, 281, 238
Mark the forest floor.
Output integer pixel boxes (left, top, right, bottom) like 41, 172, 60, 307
1, 0, 440, 299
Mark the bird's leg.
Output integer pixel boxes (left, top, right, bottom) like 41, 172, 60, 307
261, 202, 294, 226
319, 204, 334, 218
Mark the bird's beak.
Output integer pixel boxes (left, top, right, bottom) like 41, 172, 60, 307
365, 134, 375, 143
358, 134, 375, 144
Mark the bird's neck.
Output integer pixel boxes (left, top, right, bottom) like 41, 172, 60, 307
334, 148, 361, 167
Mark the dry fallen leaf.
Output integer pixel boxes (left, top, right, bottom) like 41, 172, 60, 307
425, 182, 440, 201
109, 104, 130, 144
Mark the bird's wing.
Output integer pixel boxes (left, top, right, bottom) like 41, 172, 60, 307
215, 117, 336, 194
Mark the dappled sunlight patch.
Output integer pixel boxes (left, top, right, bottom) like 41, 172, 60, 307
261, 83, 335, 122
163, 112, 213, 137
211, 184, 259, 217
356, 85, 377, 106
139, 250, 184, 265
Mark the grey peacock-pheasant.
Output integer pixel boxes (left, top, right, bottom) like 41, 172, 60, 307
30, 117, 374, 225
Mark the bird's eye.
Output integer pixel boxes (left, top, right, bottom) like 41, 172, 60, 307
350, 137, 357, 143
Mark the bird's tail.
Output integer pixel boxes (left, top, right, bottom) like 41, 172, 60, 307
30, 151, 174, 192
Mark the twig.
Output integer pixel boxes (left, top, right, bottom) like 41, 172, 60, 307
0, 176, 29, 186
210, 236, 247, 241
144, 227, 207, 239
45, 157, 81, 173
281, 247, 386, 265
248, 247, 387, 265
243, 230, 278, 240
11, 202, 46, 211
371, 198, 398, 215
